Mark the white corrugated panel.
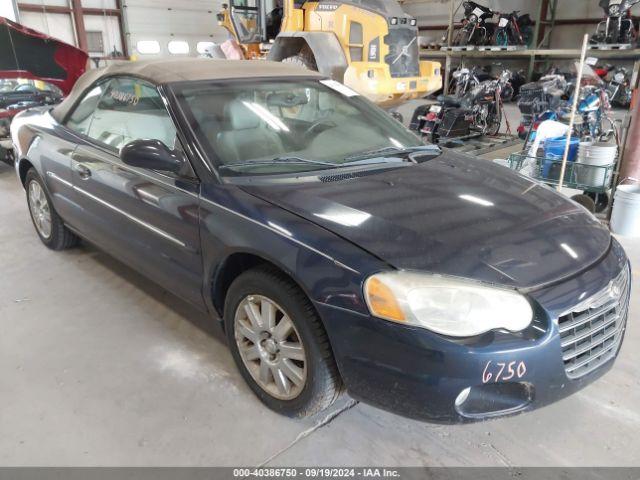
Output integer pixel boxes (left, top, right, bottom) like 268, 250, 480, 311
19, 11, 77, 45
24, 0, 69, 6
81, 0, 118, 8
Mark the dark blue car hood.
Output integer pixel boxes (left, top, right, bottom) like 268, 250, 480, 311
242, 152, 611, 290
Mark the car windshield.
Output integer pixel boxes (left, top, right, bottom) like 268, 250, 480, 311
0, 78, 62, 95
173, 79, 427, 176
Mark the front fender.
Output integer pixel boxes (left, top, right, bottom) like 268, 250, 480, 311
198, 183, 389, 318
268, 31, 348, 82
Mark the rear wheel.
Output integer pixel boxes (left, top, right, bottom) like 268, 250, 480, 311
224, 266, 341, 417
485, 106, 502, 136
25, 169, 78, 250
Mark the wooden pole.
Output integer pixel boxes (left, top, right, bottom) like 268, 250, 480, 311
557, 34, 589, 192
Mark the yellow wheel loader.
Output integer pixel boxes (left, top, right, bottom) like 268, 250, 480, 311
217, 0, 442, 106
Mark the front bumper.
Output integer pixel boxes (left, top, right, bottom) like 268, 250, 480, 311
343, 61, 442, 106
317, 239, 630, 423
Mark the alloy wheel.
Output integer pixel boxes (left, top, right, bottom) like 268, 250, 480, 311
234, 295, 307, 400
28, 180, 52, 239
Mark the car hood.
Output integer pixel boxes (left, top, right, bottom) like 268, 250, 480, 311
0, 17, 88, 95
242, 152, 611, 290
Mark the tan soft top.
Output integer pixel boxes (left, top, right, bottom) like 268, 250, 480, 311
51, 57, 323, 122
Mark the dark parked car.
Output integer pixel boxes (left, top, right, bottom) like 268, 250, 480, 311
11, 58, 631, 422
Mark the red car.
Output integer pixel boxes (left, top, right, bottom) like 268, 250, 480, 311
1, 17, 88, 162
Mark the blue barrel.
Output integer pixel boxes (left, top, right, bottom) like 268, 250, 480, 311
542, 137, 580, 178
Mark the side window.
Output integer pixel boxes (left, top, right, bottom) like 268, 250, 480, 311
66, 82, 108, 135
85, 77, 177, 153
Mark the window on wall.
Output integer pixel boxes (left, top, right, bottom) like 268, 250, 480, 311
168, 40, 190, 55
86, 31, 105, 54
136, 40, 161, 55
196, 41, 215, 54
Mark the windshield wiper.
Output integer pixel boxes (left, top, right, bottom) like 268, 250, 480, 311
218, 156, 336, 172
343, 145, 441, 163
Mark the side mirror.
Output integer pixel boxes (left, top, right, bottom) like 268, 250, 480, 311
121, 139, 183, 173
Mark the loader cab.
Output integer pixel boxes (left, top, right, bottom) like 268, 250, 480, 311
226, 0, 289, 44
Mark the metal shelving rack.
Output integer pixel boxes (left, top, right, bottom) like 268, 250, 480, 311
421, 0, 640, 94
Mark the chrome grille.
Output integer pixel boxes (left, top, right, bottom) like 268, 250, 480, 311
558, 266, 630, 380
384, 27, 420, 79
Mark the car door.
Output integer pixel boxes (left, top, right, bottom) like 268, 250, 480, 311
67, 76, 204, 307
30, 83, 106, 225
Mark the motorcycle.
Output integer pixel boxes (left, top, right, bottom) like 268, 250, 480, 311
591, 0, 639, 45
605, 67, 633, 108
516, 74, 569, 139
411, 70, 512, 143
575, 85, 617, 140
449, 66, 493, 98
453, 1, 496, 46
494, 11, 533, 47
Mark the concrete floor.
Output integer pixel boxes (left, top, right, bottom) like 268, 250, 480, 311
0, 159, 639, 467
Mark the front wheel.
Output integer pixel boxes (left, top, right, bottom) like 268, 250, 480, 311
282, 49, 317, 71
224, 266, 342, 417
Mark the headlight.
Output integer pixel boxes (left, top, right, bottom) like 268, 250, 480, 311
364, 272, 533, 337
609, 5, 620, 15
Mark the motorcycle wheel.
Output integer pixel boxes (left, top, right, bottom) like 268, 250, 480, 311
495, 30, 508, 46
466, 26, 483, 46
453, 28, 466, 46
607, 24, 620, 44
485, 107, 502, 136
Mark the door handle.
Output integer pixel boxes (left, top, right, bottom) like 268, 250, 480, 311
73, 163, 92, 180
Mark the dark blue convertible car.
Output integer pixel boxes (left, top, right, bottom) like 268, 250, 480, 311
11, 58, 631, 422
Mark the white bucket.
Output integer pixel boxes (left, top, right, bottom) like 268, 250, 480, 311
610, 184, 640, 237
576, 143, 617, 187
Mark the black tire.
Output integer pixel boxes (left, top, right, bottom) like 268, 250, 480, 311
25, 168, 79, 250
224, 266, 341, 417
1, 148, 14, 165
282, 49, 317, 71
485, 106, 502, 136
